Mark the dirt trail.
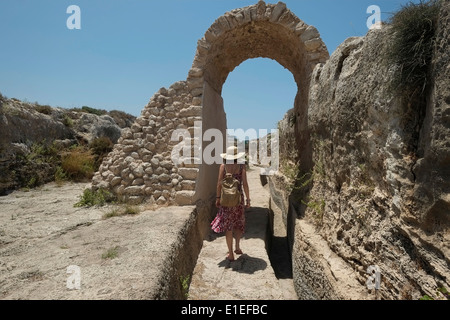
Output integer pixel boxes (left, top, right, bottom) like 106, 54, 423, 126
188, 166, 298, 300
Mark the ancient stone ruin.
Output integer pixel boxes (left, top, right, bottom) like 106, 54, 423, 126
92, 0, 449, 300
91, 1, 329, 206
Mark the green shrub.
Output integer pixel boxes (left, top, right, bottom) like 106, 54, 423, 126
54, 166, 67, 184
180, 275, 190, 299
74, 188, 116, 207
90, 136, 113, 155
81, 106, 107, 116
62, 115, 73, 127
27, 141, 59, 163
387, 0, 441, 98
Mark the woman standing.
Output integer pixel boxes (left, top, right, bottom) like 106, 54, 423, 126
211, 146, 250, 262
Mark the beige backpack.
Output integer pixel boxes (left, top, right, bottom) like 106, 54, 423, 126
220, 172, 241, 207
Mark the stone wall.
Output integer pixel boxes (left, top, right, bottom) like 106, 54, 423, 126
277, 2, 449, 300
92, 81, 202, 205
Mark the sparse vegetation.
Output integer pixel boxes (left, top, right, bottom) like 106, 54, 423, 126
355, 163, 375, 199
387, 0, 441, 101
61, 146, 95, 182
34, 104, 53, 115
108, 110, 136, 128
0, 95, 135, 194
81, 106, 107, 116
62, 114, 73, 127
74, 188, 116, 208
103, 205, 140, 219
54, 166, 67, 185
180, 275, 191, 299
89, 136, 114, 167
280, 160, 300, 190
420, 287, 449, 300
302, 197, 326, 225
102, 246, 120, 260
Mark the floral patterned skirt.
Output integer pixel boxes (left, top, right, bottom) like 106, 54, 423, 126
211, 200, 245, 234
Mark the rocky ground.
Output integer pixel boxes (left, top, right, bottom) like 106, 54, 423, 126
0, 166, 300, 300
0, 181, 194, 299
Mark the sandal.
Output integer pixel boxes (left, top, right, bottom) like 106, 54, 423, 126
234, 249, 243, 255
226, 254, 235, 262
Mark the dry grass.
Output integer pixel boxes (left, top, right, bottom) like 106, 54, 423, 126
387, 0, 441, 98
61, 146, 95, 182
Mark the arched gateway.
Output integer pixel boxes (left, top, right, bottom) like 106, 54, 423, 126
92, 1, 329, 206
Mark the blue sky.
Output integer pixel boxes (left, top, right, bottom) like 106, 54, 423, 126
0, 0, 420, 134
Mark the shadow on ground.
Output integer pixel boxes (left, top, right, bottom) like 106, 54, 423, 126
206, 205, 293, 280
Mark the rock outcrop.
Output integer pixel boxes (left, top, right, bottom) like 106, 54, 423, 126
270, 2, 449, 300
0, 97, 135, 194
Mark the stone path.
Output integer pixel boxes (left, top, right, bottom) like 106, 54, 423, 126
188, 166, 298, 300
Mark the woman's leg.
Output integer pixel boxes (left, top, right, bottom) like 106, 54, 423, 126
234, 229, 243, 254
225, 230, 234, 261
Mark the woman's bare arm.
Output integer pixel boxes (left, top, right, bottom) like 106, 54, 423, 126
242, 166, 250, 208
215, 164, 225, 207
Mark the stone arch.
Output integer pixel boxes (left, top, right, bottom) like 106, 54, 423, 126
91, 1, 329, 207
189, 1, 329, 202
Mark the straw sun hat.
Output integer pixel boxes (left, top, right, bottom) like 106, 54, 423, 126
220, 146, 246, 161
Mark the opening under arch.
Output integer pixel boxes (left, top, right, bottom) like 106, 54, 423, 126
222, 57, 297, 139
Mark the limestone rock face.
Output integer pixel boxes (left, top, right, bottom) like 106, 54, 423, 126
282, 5, 449, 300
72, 113, 122, 144
0, 99, 74, 148
0, 99, 132, 194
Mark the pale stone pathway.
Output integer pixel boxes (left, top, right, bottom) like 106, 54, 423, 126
188, 166, 298, 300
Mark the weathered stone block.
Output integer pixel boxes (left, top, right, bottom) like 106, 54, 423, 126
180, 106, 202, 117
158, 173, 171, 183
111, 176, 122, 187
300, 26, 320, 42
270, 2, 287, 22
175, 191, 195, 206
124, 186, 144, 195
181, 180, 196, 191
178, 168, 199, 180
304, 38, 322, 51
